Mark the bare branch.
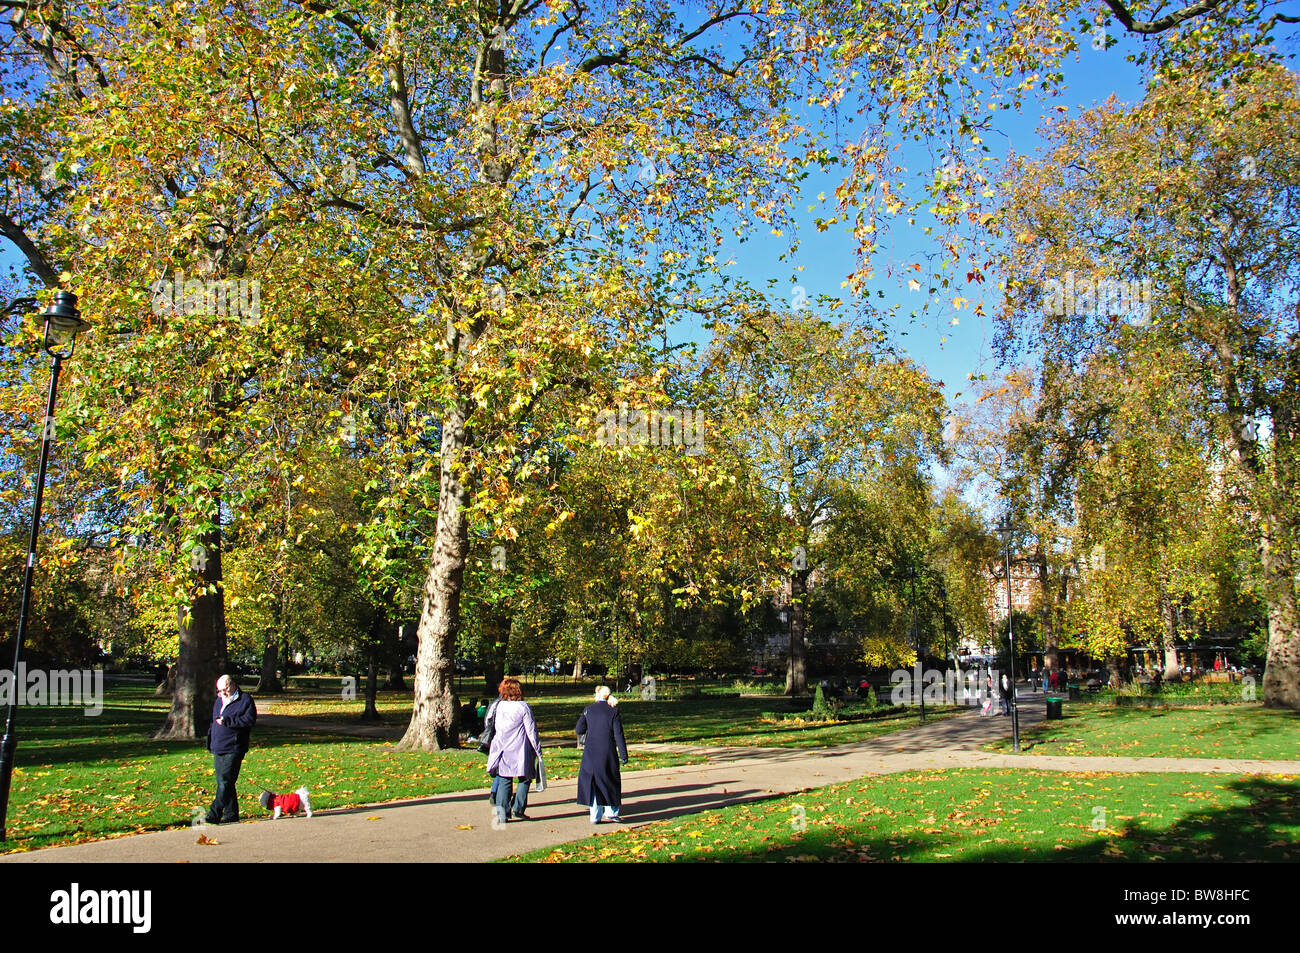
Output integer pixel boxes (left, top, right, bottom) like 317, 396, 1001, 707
1102, 0, 1228, 35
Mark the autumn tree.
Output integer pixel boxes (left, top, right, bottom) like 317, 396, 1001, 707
246, 0, 818, 749
0, 2, 392, 737
949, 371, 1077, 675
706, 311, 946, 693
995, 63, 1300, 706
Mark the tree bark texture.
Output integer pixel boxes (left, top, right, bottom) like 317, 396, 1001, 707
396, 401, 471, 750
155, 520, 227, 739
785, 570, 809, 695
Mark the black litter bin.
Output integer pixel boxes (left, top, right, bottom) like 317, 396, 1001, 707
1046, 697, 1063, 720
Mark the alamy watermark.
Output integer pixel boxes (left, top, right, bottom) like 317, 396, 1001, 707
151, 268, 261, 324
594, 404, 704, 454
1042, 273, 1151, 325
49, 882, 151, 933
1241, 675, 1256, 702
0, 663, 104, 715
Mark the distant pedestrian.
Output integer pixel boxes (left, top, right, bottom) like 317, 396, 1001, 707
477, 693, 503, 804
576, 685, 629, 824
205, 675, 256, 824
999, 672, 1012, 715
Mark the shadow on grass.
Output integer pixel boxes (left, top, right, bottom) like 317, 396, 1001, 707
654, 775, 1299, 863
992, 704, 1299, 759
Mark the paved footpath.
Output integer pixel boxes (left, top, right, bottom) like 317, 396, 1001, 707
5, 696, 1297, 864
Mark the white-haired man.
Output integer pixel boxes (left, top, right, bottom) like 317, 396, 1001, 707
575, 685, 629, 823
204, 674, 257, 824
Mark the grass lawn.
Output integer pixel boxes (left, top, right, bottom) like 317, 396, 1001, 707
507, 768, 1300, 863
0, 686, 702, 855
986, 703, 1300, 760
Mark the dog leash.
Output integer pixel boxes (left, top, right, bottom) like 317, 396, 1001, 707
237, 771, 278, 796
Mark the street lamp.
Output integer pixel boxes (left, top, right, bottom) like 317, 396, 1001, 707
0, 291, 90, 840
995, 514, 1021, 752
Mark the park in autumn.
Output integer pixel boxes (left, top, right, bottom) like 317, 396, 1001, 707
0, 0, 1296, 872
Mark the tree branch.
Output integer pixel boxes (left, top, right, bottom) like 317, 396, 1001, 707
1102, 0, 1228, 35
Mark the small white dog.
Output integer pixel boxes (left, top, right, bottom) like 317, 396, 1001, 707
259, 786, 313, 819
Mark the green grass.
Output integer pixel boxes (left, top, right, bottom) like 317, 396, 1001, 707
0, 691, 702, 855
987, 703, 1300, 760
506, 769, 1300, 863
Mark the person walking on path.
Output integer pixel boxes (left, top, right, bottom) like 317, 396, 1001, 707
576, 685, 629, 824
486, 678, 544, 824
477, 692, 503, 804
205, 674, 257, 824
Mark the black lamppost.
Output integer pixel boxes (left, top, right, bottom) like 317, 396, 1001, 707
0, 291, 90, 840
995, 514, 1021, 752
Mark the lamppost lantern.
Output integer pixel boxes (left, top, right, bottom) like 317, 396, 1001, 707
40, 291, 90, 358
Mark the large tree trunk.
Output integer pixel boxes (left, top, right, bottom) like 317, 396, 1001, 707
1261, 527, 1300, 708
361, 646, 381, 721
396, 401, 471, 750
255, 636, 283, 694
154, 665, 176, 697
155, 522, 227, 739
484, 660, 505, 694
1106, 655, 1123, 689
384, 625, 406, 690
1159, 594, 1184, 681
785, 570, 808, 696
482, 609, 509, 694
1202, 309, 1298, 707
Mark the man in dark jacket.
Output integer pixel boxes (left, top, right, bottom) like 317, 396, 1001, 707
575, 686, 628, 823
205, 674, 256, 824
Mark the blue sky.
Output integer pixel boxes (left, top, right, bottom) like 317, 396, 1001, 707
714, 34, 1155, 410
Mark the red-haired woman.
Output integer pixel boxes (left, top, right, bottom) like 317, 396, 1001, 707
486, 677, 544, 823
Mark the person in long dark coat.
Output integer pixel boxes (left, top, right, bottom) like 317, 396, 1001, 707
576, 685, 629, 823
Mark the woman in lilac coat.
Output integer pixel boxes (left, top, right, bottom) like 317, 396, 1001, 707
486, 677, 544, 823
